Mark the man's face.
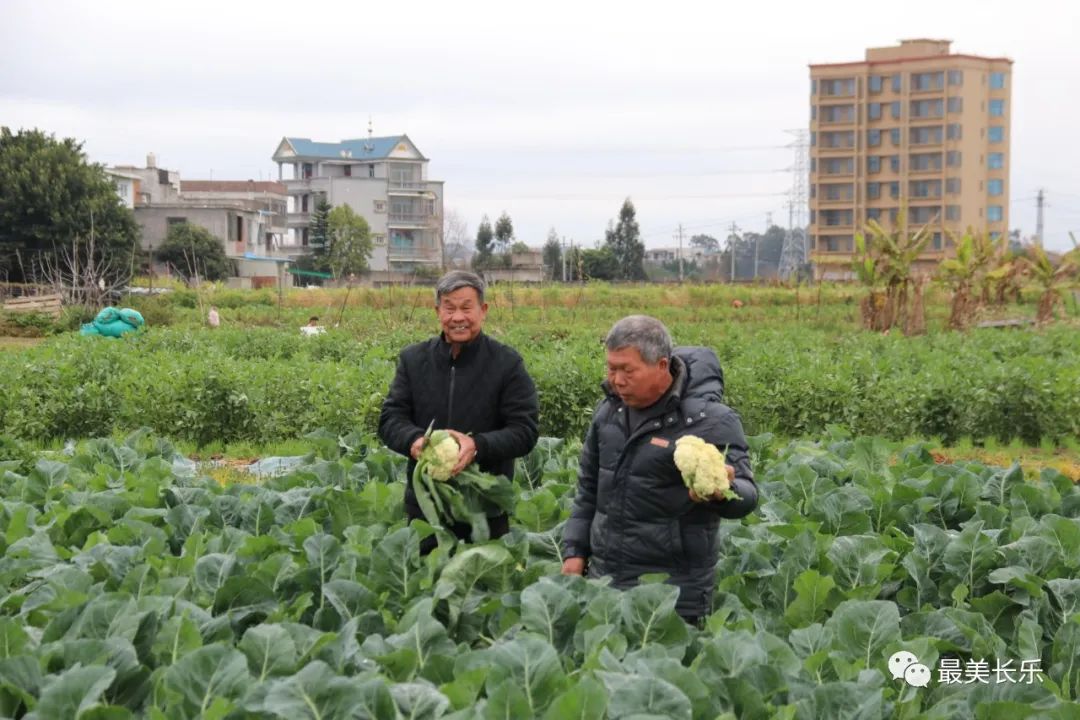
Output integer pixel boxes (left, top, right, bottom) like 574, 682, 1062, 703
606, 346, 670, 409
437, 286, 488, 344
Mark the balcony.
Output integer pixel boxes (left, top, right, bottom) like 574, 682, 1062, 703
388, 212, 435, 227
286, 213, 310, 227
388, 180, 428, 194
387, 243, 441, 261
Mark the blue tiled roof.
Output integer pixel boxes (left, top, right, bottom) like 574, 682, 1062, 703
284, 136, 406, 160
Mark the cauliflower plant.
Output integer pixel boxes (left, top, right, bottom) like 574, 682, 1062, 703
419, 430, 460, 481
673, 435, 738, 501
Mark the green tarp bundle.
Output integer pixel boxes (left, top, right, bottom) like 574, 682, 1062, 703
79, 307, 145, 338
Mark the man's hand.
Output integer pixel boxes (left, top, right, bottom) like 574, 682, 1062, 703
409, 434, 427, 461
561, 557, 586, 576
446, 429, 477, 476
689, 464, 736, 503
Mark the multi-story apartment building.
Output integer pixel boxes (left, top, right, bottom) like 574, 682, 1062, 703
271, 135, 444, 272
809, 39, 1012, 279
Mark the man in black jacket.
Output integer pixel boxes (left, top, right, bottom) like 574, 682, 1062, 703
561, 315, 758, 623
379, 271, 539, 552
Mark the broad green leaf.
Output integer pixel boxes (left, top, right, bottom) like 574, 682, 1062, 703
255, 661, 394, 720
619, 583, 690, 653
238, 624, 297, 681
388, 682, 450, 720
825, 600, 901, 671
520, 577, 580, 651
162, 643, 250, 720
485, 635, 566, 715
26, 665, 115, 720
785, 570, 838, 628
542, 676, 608, 720
596, 671, 692, 720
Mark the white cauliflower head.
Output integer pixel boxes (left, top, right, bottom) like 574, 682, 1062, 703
421, 430, 460, 481
673, 434, 731, 499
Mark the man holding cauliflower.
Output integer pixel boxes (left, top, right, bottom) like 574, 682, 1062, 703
562, 315, 758, 624
379, 271, 539, 553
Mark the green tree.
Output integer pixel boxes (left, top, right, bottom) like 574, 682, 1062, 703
494, 212, 514, 255
689, 234, 719, 253
473, 215, 494, 269
581, 247, 618, 280
543, 229, 562, 281
326, 205, 372, 278
0, 127, 139, 283
604, 198, 645, 281
157, 222, 233, 281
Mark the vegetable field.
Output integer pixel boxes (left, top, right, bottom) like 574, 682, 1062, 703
1, 430, 1078, 719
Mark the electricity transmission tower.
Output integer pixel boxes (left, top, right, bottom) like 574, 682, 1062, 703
779, 129, 810, 280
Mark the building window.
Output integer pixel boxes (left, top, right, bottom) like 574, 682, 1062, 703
989, 126, 1005, 143
988, 179, 1004, 196
302, 163, 313, 179
869, 75, 883, 93
910, 126, 943, 145
373, 200, 387, 213
890, 101, 901, 119
890, 128, 901, 146
947, 123, 962, 140
868, 102, 882, 120
946, 205, 961, 221
301, 194, 309, 212
868, 129, 881, 147
990, 72, 1006, 89
890, 155, 901, 172
946, 178, 961, 194
822, 157, 854, 175
302, 227, 310, 246
811, 158, 817, 172
911, 99, 944, 118
947, 97, 963, 113
867, 181, 881, 199
946, 151, 962, 167
948, 70, 963, 86
820, 105, 855, 124
988, 152, 1004, 169
811, 105, 817, 120
811, 78, 817, 95
867, 156, 881, 173
369, 164, 376, 178
166, 216, 186, 226
989, 99, 1006, 117
373, 234, 386, 245
890, 182, 901, 199
910, 179, 942, 197
910, 153, 943, 172
810, 131, 817, 146
343, 164, 352, 177
867, 208, 882, 221
911, 71, 945, 91
892, 74, 902, 92
988, 205, 1003, 222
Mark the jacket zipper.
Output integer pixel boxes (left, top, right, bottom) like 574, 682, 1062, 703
447, 359, 457, 427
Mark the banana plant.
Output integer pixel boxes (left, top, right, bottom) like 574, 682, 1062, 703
1021, 241, 1079, 324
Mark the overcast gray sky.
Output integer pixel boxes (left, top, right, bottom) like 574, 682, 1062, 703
3, 0, 1079, 251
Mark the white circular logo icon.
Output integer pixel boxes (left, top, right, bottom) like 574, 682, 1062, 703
888, 651, 919, 681
904, 663, 932, 688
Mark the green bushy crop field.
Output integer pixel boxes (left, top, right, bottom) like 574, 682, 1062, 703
1, 430, 1078, 718
1, 284, 1079, 718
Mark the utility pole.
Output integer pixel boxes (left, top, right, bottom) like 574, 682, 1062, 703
561, 236, 567, 282
675, 223, 685, 283
1036, 189, 1045, 247
728, 222, 740, 283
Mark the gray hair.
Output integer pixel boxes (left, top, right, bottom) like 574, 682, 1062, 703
435, 270, 486, 305
605, 315, 673, 364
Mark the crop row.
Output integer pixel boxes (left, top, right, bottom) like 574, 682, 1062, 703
1, 324, 1078, 447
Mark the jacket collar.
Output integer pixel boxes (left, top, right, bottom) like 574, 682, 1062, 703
435, 331, 485, 364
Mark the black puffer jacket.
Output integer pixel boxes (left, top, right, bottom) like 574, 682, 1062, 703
562, 347, 758, 620
378, 332, 540, 513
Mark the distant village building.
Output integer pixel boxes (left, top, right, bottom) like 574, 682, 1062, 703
271, 134, 444, 276
644, 246, 711, 264
106, 154, 288, 286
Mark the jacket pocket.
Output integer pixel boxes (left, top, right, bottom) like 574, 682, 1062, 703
679, 520, 720, 568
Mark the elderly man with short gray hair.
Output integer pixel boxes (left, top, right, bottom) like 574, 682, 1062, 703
562, 315, 758, 624
379, 270, 539, 553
